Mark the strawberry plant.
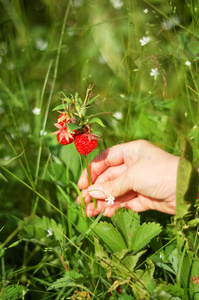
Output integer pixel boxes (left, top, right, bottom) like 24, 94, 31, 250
52, 85, 106, 209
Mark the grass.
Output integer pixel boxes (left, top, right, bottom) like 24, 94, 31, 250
0, 0, 199, 299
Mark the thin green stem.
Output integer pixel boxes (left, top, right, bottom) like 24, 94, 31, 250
84, 155, 97, 209
1, 165, 65, 218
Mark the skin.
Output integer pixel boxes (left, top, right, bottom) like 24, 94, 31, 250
77, 140, 180, 217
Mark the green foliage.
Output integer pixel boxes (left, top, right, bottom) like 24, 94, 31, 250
1, 284, 28, 300
0, 0, 199, 299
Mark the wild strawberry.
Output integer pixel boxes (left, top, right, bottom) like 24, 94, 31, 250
52, 123, 75, 145
57, 113, 71, 126
74, 133, 97, 155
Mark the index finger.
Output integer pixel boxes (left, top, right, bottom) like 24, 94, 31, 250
78, 143, 128, 189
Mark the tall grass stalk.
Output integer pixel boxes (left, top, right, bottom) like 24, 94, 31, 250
32, 1, 72, 213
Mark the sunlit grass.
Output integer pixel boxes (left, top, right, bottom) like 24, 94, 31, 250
0, 0, 199, 299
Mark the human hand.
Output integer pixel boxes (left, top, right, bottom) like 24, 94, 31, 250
77, 140, 179, 217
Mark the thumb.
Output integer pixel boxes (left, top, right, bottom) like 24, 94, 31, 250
88, 170, 132, 199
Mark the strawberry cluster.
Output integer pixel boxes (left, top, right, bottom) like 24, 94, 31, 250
53, 113, 98, 155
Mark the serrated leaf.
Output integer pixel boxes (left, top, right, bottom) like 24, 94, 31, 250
18, 216, 64, 245
93, 221, 127, 253
18, 225, 47, 244
4, 284, 28, 300
112, 208, 140, 248
47, 272, 84, 290
131, 222, 162, 254
88, 117, 105, 127
94, 237, 112, 272
164, 284, 184, 297
122, 250, 146, 272
67, 123, 80, 132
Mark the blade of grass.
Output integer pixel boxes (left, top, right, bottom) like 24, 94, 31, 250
4, 133, 35, 189
34, 59, 53, 187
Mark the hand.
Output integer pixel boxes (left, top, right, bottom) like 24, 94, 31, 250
77, 140, 179, 217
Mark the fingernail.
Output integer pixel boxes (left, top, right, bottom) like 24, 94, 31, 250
88, 185, 105, 198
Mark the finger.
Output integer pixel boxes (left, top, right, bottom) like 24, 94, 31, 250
88, 167, 133, 199
78, 143, 129, 189
77, 164, 127, 204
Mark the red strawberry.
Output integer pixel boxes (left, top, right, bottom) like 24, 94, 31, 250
74, 133, 97, 155
57, 113, 71, 126
52, 123, 75, 145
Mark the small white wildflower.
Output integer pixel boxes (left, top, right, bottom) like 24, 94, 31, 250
72, 0, 84, 7
47, 228, 53, 237
7, 61, 15, 70
185, 61, 191, 66
105, 195, 115, 205
143, 8, 148, 13
114, 111, 122, 120
19, 123, 30, 133
4, 156, 11, 161
35, 38, 48, 51
32, 107, 41, 115
109, 0, 124, 9
139, 36, 150, 46
40, 129, 47, 136
150, 68, 159, 79
161, 16, 180, 31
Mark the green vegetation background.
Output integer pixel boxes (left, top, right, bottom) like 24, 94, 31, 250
0, 0, 199, 299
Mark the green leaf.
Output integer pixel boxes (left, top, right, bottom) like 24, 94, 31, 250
112, 208, 140, 248
86, 94, 99, 106
67, 123, 80, 132
52, 104, 65, 111
122, 250, 146, 272
0, 150, 25, 166
94, 237, 112, 271
93, 221, 127, 253
47, 272, 84, 290
176, 138, 199, 219
131, 222, 162, 254
4, 284, 28, 300
164, 284, 185, 297
18, 215, 64, 245
88, 117, 105, 127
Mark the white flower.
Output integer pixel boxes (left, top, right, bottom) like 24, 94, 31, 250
47, 228, 53, 237
139, 36, 150, 46
143, 9, 148, 13
40, 130, 47, 136
114, 111, 122, 120
150, 68, 159, 79
32, 107, 41, 115
35, 38, 48, 51
109, 0, 124, 9
72, 0, 83, 7
185, 61, 191, 66
105, 195, 115, 205
161, 16, 180, 31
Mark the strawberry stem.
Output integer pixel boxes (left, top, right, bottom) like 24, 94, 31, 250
84, 155, 97, 209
